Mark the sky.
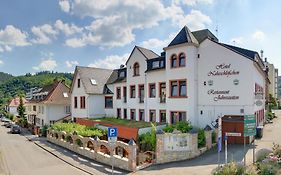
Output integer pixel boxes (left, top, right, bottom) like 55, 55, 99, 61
0, 0, 280, 76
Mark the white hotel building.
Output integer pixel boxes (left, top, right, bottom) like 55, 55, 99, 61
71, 26, 266, 130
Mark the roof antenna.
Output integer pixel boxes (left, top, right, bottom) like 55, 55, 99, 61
215, 20, 219, 40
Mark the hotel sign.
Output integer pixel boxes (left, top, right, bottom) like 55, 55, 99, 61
208, 89, 239, 101
208, 63, 239, 77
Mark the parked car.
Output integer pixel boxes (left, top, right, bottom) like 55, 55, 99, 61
10, 124, 21, 134
1, 117, 9, 122
4, 121, 13, 128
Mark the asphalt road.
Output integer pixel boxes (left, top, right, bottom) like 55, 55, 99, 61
0, 123, 88, 175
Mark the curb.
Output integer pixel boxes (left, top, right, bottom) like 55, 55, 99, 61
22, 130, 95, 175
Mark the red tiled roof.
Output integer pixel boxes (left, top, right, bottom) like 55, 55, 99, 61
9, 97, 26, 107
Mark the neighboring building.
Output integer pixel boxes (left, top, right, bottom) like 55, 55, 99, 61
71, 26, 267, 143
266, 63, 278, 99
26, 80, 71, 129
70, 66, 113, 119
26, 87, 42, 100
8, 97, 27, 116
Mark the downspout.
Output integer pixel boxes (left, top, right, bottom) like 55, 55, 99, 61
145, 72, 148, 122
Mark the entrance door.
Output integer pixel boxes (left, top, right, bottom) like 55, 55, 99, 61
222, 115, 248, 144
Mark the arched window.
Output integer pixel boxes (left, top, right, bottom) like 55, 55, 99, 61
171, 54, 177, 68
133, 62, 140, 76
179, 53, 186, 67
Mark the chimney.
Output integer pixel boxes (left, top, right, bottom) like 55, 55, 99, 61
260, 50, 264, 59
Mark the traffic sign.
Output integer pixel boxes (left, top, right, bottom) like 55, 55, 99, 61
226, 132, 241, 137
244, 115, 256, 136
108, 127, 118, 144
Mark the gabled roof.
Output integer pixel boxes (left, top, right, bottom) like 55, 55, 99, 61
125, 46, 159, 65
219, 43, 258, 61
168, 26, 199, 47
73, 66, 113, 94
28, 80, 70, 104
106, 68, 127, 84
136, 46, 159, 59
192, 29, 218, 43
43, 81, 70, 105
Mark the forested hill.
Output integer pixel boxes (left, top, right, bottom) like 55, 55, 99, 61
0, 71, 73, 110
0, 72, 13, 84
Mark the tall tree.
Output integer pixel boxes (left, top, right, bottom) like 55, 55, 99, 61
17, 96, 25, 118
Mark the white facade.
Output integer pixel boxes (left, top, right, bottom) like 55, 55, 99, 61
197, 39, 266, 127
72, 26, 267, 128
8, 106, 18, 116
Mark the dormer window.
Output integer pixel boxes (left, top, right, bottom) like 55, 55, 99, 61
119, 71, 125, 78
63, 92, 68, 98
90, 79, 97, 85
179, 53, 186, 67
133, 62, 140, 76
171, 54, 177, 68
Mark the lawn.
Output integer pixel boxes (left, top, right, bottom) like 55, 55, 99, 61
90, 117, 161, 128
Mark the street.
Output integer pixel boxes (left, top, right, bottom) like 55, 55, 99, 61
0, 123, 88, 175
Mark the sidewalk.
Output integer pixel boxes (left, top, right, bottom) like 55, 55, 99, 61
21, 129, 127, 175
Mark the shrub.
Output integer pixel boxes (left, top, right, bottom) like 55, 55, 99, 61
198, 128, 206, 148
163, 125, 175, 133
138, 123, 156, 151
163, 121, 192, 133
212, 162, 246, 175
257, 162, 278, 175
66, 135, 73, 143
212, 130, 217, 144
50, 123, 105, 137
273, 143, 281, 158
41, 125, 48, 137
76, 139, 83, 147
267, 112, 274, 120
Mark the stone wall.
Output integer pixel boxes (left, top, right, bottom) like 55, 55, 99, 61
156, 130, 214, 164
47, 130, 137, 172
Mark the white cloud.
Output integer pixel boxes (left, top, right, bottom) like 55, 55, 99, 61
174, 0, 214, 6
60, 1, 212, 48
0, 25, 30, 48
88, 53, 129, 69
65, 37, 86, 48
65, 60, 79, 68
62, 0, 167, 47
0, 46, 3, 52
0, 60, 3, 65
59, 0, 70, 13
140, 32, 177, 49
171, 9, 212, 30
33, 58, 58, 71
54, 20, 83, 36
252, 30, 265, 41
31, 24, 58, 44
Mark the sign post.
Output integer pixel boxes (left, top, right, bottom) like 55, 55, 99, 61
108, 127, 118, 175
225, 135, 228, 164
244, 115, 256, 166
217, 116, 222, 167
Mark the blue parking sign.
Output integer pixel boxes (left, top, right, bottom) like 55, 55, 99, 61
108, 127, 117, 138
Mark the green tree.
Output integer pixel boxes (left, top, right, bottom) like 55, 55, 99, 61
17, 96, 25, 118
